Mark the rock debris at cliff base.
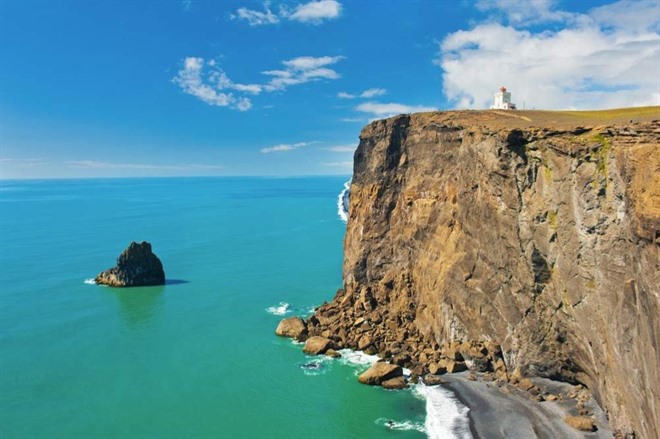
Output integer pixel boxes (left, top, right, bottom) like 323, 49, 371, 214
277, 108, 659, 439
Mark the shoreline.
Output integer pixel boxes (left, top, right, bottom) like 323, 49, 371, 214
440, 373, 613, 439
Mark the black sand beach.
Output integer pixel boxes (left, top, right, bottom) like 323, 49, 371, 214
441, 374, 613, 439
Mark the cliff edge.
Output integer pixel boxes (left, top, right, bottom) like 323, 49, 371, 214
318, 108, 659, 437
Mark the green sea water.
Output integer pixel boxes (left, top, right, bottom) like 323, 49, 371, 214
0, 177, 434, 438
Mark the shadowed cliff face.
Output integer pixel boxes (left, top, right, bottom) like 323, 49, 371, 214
342, 111, 659, 438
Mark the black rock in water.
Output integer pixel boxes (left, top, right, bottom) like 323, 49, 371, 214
95, 241, 165, 287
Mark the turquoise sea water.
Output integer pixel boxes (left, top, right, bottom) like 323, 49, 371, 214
0, 177, 436, 438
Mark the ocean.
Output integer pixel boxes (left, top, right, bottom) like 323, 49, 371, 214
0, 177, 469, 438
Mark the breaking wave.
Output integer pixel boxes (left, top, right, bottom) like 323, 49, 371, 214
414, 384, 472, 439
83, 279, 96, 285
375, 418, 426, 434
337, 180, 350, 222
266, 302, 291, 316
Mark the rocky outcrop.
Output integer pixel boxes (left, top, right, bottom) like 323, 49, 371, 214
275, 317, 307, 339
308, 110, 659, 438
95, 241, 165, 287
358, 362, 403, 385
302, 336, 335, 355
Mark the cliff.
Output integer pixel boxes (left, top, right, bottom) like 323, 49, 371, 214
319, 108, 659, 437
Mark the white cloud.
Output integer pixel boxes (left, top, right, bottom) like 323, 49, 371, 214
173, 57, 249, 110
174, 55, 343, 109
260, 141, 311, 154
231, 2, 280, 26
262, 56, 343, 91
323, 144, 356, 152
439, 0, 660, 110
0, 158, 49, 167
323, 161, 353, 168
286, 1, 342, 24
340, 117, 365, 123
337, 88, 387, 99
475, 0, 572, 25
66, 160, 224, 171
233, 0, 341, 26
360, 88, 387, 98
356, 102, 436, 118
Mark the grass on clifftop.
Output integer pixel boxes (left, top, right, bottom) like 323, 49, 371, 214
554, 106, 659, 121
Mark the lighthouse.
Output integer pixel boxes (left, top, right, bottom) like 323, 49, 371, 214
490, 86, 517, 110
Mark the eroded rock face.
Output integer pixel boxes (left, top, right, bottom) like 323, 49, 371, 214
95, 241, 165, 287
321, 111, 659, 437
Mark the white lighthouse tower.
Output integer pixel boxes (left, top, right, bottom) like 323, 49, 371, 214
490, 86, 517, 110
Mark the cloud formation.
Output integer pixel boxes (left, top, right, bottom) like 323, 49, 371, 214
323, 144, 356, 152
173, 56, 343, 110
323, 161, 352, 168
66, 160, 224, 171
356, 102, 436, 118
439, 0, 660, 110
232, 1, 341, 26
286, 0, 342, 24
337, 88, 387, 99
260, 141, 312, 154
263, 56, 344, 91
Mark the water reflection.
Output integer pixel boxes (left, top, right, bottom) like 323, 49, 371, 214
112, 286, 165, 329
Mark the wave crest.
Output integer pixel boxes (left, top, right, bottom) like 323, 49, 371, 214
337, 180, 350, 222
266, 302, 291, 316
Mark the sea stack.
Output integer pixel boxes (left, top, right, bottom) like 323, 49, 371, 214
95, 241, 165, 287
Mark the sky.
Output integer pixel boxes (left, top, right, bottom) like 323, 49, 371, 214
1, 0, 658, 179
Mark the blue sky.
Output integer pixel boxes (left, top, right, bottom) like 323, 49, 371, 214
1, 0, 658, 179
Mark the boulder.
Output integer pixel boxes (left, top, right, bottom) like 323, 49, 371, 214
303, 336, 334, 355
381, 376, 408, 389
423, 374, 445, 386
446, 360, 468, 373
325, 349, 342, 358
358, 335, 373, 350
564, 415, 596, 432
275, 317, 307, 339
358, 362, 403, 385
95, 241, 165, 287
428, 362, 446, 375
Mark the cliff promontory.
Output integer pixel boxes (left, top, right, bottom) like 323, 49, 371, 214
314, 108, 659, 437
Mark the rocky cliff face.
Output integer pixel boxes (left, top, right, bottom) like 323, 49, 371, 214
323, 110, 659, 437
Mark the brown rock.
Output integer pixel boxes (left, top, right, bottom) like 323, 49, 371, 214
518, 378, 535, 391
546, 394, 558, 401
428, 362, 446, 375
564, 415, 596, 432
358, 362, 403, 385
423, 374, 445, 386
446, 360, 468, 374
358, 335, 373, 350
381, 376, 409, 389
325, 349, 341, 358
303, 336, 334, 355
306, 111, 660, 439
95, 241, 165, 287
275, 316, 307, 339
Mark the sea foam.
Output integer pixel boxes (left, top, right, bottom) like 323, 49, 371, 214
83, 278, 96, 285
337, 180, 350, 222
338, 348, 471, 439
266, 302, 291, 316
414, 384, 472, 439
